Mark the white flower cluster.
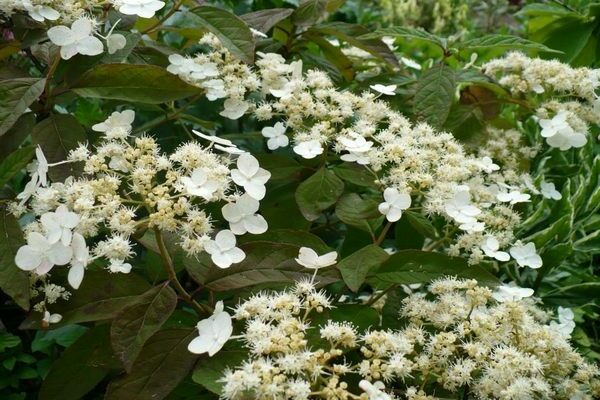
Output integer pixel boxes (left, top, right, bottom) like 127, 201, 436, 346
1, 0, 164, 23
220, 278, 600, 400
482, 52, 600, 151
168, 35, 551, 266
0, 0, 103, 23
12, 109, 270, 316
1, 1, 166, 60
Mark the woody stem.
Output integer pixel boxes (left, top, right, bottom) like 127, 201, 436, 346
153, 228, 212, 314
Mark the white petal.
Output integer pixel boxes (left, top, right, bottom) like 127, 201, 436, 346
28, 232, 50, 250
226, 247, 245, 264
107, 33, 127, 54
211, 252, 233, 269
77, 36, 104, 56
47, 242, 73, 266
237, 153, 259, 177
70, 18, 93, 39
494, 251, 510, 262
15, 246, 42, 271
297, 247, 319, 268
237, 194, 260, 214
385, 207, 403, 222
47, 26, 74, 46
244, 182, 266, 200
187, 334, 214, 354
39, 7, 60, 21
215, 230, 237, 250
60, 43, 79, 60
68, 263, 85, 289
318, 251, 338, 267
244, 215, 268, 234
221, 203, 242, 223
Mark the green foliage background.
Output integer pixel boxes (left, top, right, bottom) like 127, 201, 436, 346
1, 0, 599, 399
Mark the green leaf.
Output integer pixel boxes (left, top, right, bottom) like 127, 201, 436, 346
539, 242, 573, 273
238, 229, 330, 253
413, 63, 456, 128
308, 22, 399, 68
404, 211, 437, 239
338, 245, 389, 292
537, 20, 595, 63
0, 146, 34, 189
460, 34, 562, 53
0, 332, 20, 352
185, 241, 338, 292
335, 193, 382, 233
0, 113, 35, 161
574, 230, 600, 252
71, 64, 202, 104
0, 210, 30, 310
359, 26, 446, 49
111, 283, 178, 372
192, 347, 247, 394
31, 325, 88, 353
105, 329, 198, 400
333, 163, 377, 188
304, 32, 354, 81
526, 214, 572, 248
371, 250, 499, 288
0, 77, 46, 136
34, 270, 151, 326
292, 0, 328, 27
240, 8, 293, 33
31, 114, 86, 182
192, 6, 255, 64
295, 167, 344, 221
39, 325, 115, 400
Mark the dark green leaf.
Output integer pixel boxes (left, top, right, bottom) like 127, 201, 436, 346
308, 22, 399, 68
0, 113, 35, 161
240, 8, 293, 33
39, 325, 114, 400
192, 6, 255, 64
333, 163, 377, 188
111, 283, 178, 372
0, 77, 45, 136
186, 241, 338, 291
238, 229, 330, 253
105, 329, 198, 400
359, 27, 446, 49
537, 20, 595, 63
0, 146, 34, 189
335, 193, 382, 233
460, 34, 562, 53
192, 347, 247, 394
0, 210, 30, 310
71, 64, 202, 104
305, 32, 354, 81
0, 332, 20, 352
574, 230, 600, 252
414, 63, 455, 128
371, 250, 499, 288
295, 167, 344, 221
292, 0, 328, 27
404, 211, 436, 239
31, 114, 86, 182
41, 270, 151, 326
338, 245, 389, 292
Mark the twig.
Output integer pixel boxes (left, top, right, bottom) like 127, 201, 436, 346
374, 221, 392, 246
153, 228, 212, 314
